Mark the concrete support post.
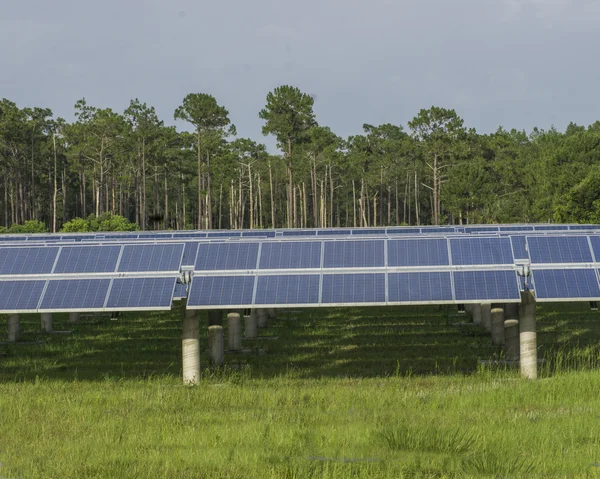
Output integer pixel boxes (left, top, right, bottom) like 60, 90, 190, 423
208, 325, 224, 366
519, 291, 537, 379
41, 313, 53, 333
208, 310, 223, 327
491, 307, 505, 346
471, 304, 482, 325
504, 319, 520, 361
182, 310, 200, 385
7, 314, 20, 343
257, 308, 268, 328
481, 303, 492, 332
69, 312, 80, 324
244, 311, 258, 340
227, 312, 242, 351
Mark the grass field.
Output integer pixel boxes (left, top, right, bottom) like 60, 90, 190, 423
2, 302, 600, 478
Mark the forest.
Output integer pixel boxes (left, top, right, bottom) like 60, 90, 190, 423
1, 86, 600, 232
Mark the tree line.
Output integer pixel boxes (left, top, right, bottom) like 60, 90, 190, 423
1, 86, 600, 232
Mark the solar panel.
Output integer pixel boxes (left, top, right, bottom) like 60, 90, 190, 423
570, 225, 600, 231
465, 226, 499, 233
0, 280, 46, 312
588, 236, 600, 262
118, 244, 184, 272
534, 225, 569, 231
351, 228, 386, 235
510, 236, 528, 261
323, 240, 385, 268
531, 268, 600, 301
321, 273, 386, 304
527, 236, 593, 264
242, 231, 276, 238
207, 231, 242, 238
499, 226, 534, 232
281, 230, 317, 236
450, 237, 514, 265
106, 277, 176, 309
187, 275, 255, 307
388, 272, 453, 302
453, 270, 520, 301
172, 232, 207, 239
255, 274, 320, 304
317, 229, 352, 236
195, 243, 259, 270
181, 242, 200, 267
386, 228, 419, 234
259, 242, 321, 269
388, 239, 449, 267
39, 279, 111, 311
0, 247, 59, 275
53, 245, 121, 273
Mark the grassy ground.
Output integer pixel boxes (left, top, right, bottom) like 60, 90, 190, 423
1, 302, 600, 478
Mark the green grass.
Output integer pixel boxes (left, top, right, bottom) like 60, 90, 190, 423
1, 303, 600, 478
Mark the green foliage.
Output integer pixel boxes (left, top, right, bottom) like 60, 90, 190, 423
4, 220, 48, 234
60, 213, 139, 232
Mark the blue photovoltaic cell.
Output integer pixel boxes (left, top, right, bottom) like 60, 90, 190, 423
187, 276, 255, 306
388, 272, 453, 302
106, 277, 176, 309
499, 226, 534, 232
182, 242, 200, 267
118, 244, 184, 272
317, 229, 352, 236
388, 239, 449, 267
207, 231, 242, 238
173, 232, 207, 239
0, 236, 27, 241
242, 231, 276, 238
534, 225, 569, 231
386, 228, 419, 234
39, 279, 111, 310
173, 282, 187, 299
453, 270, 520, 301
281, 230, 317, 236
465, 227, 499, 233
321, 273, 386, 303
351, 229, 386, 235
588, 236, 600, 262
195, 243, 259, 270
570, 225, 600, 231
450, 237, 514, 265
421, 227, 454, 234
53, 245, 121, 273
323, 240, 385, 268
255, 274, 320, 304
0, 280, 46, 311
532, 269, 600, 300
510, 236, 528, 261
527, 236, 593, 264
259, 242, 321, 269
0, 247, 59, 275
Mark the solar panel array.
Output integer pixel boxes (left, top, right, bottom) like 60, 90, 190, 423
3, 226, 600, 312
0, 243, 184, 313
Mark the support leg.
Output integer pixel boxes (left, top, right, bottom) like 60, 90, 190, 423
227, 312, 242, 351
7, 314, 20, 343
69, 312, 80, 324
244, 310, 258, 340
208, 325, 224, 366
481, 303, 492, 332
41, 313, 53, 333
519, 291, 537, 380
182, 310, 200, 385
491, 307, 505, 346
257, 308, 268, 328
471, 304, 482, 325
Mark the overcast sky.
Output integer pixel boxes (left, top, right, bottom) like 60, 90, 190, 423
2, 0, 599, 148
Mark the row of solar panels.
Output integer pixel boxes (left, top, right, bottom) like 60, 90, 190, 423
0, 244, 184, 276
185, 270, 522, 309
0, 277, 177, 313
0, 223, 598, 243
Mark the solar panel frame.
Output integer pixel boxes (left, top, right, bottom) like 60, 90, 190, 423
388, 271, 454, 304
117, 243, 185, 273
321, 273, 386, 305
254, 274, 321, 306
453, 270, 521, 302
531, 268, 600, 302
527, 236, 593, 264
0, 246, 60, 275
449, 237, 515, 266
323, 240, 385, 268
53, 245, 121, 274
187, 275, 256, 309
0, 280, 47, 313
194, 242, 260, 271
387, 238, 450, 267
38, 278, 112, 312
105, 277, 177, 311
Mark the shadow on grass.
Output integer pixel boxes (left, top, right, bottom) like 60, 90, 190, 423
1, 301, 599, 382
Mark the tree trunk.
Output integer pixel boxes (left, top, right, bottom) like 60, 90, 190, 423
52, 133, 58, 232
268, 160, 275, 228
352, 180, 357, 227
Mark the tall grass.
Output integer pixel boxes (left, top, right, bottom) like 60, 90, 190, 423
1, 302, 600, 477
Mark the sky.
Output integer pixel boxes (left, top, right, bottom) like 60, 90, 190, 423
2, 0, 600, 150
